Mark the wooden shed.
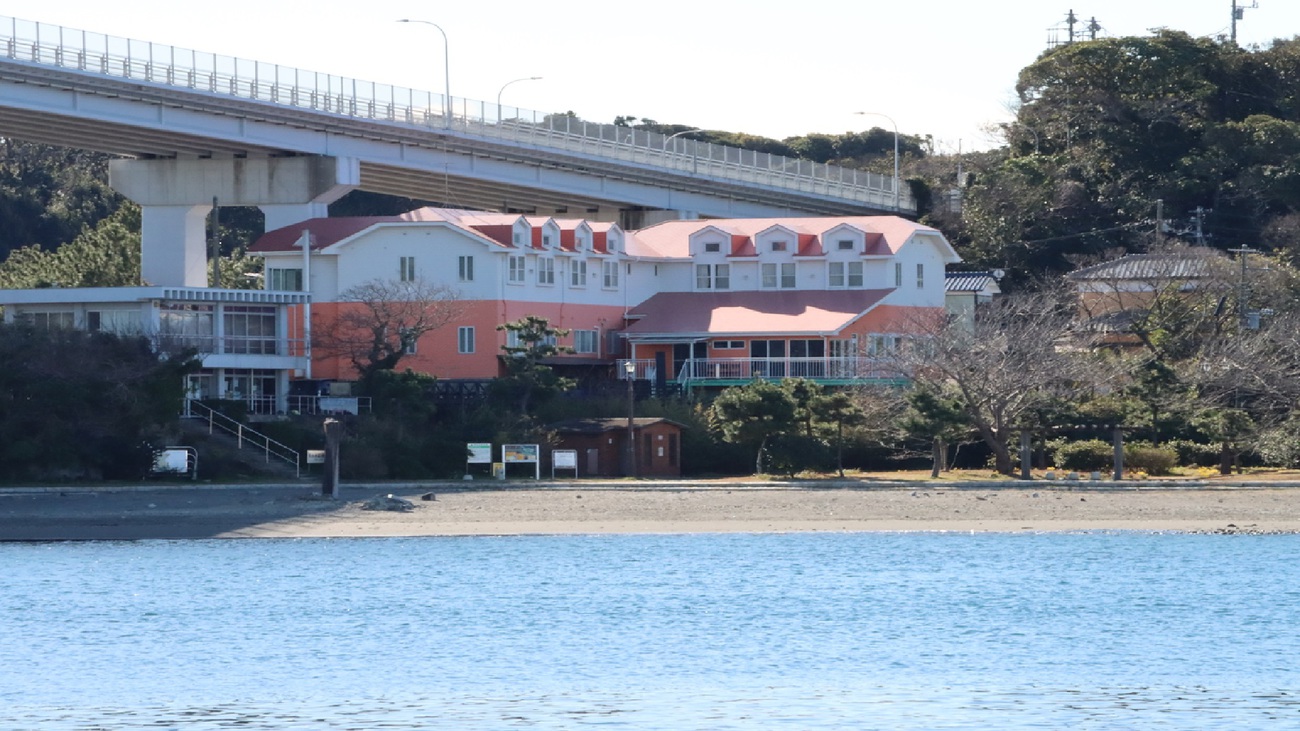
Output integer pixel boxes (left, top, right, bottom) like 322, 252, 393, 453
547, 417, 686, 478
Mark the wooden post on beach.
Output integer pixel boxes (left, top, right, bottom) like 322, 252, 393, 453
1020, 430, 1032, 480
322, 418, 342, 499
1112, 427, 1125, 481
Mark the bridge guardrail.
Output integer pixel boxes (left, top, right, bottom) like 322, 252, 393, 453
0, 14, 915, 214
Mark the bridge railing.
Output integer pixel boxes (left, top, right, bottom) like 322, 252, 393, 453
0, 15, 915, 213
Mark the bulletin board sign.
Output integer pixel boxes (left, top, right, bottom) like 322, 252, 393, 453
552, 449, 578, 479
501, 444, 540, 479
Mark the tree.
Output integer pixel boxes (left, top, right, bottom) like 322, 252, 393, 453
492, 316, 575, 415
709, 380, 798, 475
0, 323, 197, 480
0, 205, 142, 289
810, 390, 869, 477
893, 289, 1100, 475
312, 278, 466, 383
901, 383, 968, 478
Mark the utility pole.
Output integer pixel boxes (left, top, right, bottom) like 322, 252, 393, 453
1231, 1, 1258, 46
1086, 16, 1101, 41
1067, 9, 1077, 44
1155, 199, 1164, 244
210, 196, 221, 288
1191, 206, 1211, 246
1229, 246, 1257, 328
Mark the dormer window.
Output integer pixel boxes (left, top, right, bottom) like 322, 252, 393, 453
837, 239, 854, 250
542, 234, 553, 249
704, 242, 721, 253
771, 241, 787, 252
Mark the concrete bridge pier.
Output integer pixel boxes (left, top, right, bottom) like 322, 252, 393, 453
109, 156, 359, 287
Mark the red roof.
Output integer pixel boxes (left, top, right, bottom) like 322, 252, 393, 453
249, 208, 518, 252
628, 216, 934, 258
624, 289, 893, 338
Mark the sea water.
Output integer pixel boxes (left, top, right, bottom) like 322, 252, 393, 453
2, 532, 1298, 729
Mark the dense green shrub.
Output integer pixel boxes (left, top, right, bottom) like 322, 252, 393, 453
1165, 439, 1220, 467
1049, 439, 1114, 471
1123, 442, 1178, 475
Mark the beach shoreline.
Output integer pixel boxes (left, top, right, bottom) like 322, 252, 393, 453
3, 482, 1300, 541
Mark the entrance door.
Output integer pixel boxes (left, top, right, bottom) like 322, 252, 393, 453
751, 339, 786, 378
586, 448, 600, 476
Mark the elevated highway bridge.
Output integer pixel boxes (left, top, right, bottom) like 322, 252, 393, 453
0, 15, 916, 286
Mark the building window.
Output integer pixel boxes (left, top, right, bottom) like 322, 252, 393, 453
88, 310, 142, 334
224, 305, 278, 355
704, 241, 721, 253
830, 261, 863, 288
160, 304, 214, 351
400, 256, 416, 282
917, 263, 925, 288
603, 260, 620, 288
574, 329, 598, 354
894, 262, 903, 287
868, 334, 904, 357
570, 260, 588, 287
508, 255, 526, 284
24, 311, 74, 330
762, 262, 796, 288
458, 256, 474, 282
771, 240, 787, 252
400, 327, 418, 355
542, 233, 553, 249
712, 340, 745, 350
269, 268, 303, 291
838, 239, 855, 251
506, 330, 556, 349
695, 263, 730, 290
513, 231, 523, 246
537, 258, 555, 285
458, 326, 475, 354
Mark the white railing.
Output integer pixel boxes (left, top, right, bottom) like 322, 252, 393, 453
155, 333, 308, 357
287, 395, 372, 416
618, 357, 901, 384
185, 400, 300, 476
0, 15, 915, 214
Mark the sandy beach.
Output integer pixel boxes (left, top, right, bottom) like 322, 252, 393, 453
3, 481, 1300, 540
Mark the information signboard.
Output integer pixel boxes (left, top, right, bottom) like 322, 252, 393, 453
501, 444, 540, 479
552, 449, 578, 479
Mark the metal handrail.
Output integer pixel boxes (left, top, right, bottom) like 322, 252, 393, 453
185, 400, 300, 477
0, 15, 915, 213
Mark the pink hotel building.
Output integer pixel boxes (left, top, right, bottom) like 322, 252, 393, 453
250, 207, 961, 394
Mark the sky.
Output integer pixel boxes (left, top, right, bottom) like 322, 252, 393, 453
6, 0, 1300, 153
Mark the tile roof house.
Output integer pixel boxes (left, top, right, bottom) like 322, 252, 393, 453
1066, 247, 1229, 347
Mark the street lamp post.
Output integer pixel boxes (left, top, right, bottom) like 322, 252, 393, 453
624, 359, 637, 478
662, 127, 704, 175
496, 76, 542, 123
855, 111, 900, 211
397, 19, 451, 129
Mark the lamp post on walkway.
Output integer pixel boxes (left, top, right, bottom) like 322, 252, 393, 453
855, 111, 900, 211
624, 359, 638, 478
397, 19, 451, 129
496, 76, 542, 123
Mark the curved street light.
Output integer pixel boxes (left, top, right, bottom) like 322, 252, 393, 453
855, 111, 900, 212
397, 19, 451, 129
662, 127, 704, 150
496, 76, 542, 122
